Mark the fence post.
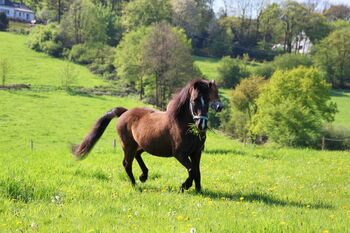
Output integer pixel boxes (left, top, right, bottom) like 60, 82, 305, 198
30, 140, 33, 151
113, 139, 116, 150
321, 136, 325, 151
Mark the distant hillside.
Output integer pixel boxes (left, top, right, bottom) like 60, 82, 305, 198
0, 32, 106, 88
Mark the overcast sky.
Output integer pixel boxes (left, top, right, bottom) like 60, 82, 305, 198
213, 0, 350, 14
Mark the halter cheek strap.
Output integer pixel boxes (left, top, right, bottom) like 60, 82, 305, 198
189, 101, 208, 121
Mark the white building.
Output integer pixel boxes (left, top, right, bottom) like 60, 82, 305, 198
0, 0, 35, 23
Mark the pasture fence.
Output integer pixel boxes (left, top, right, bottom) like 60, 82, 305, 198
321, 136, 350, 150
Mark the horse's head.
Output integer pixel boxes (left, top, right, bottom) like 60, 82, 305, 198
189, 80, 223, 131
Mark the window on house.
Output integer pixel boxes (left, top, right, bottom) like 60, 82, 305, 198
19, 12, 21, 17
26, 13, 29, 20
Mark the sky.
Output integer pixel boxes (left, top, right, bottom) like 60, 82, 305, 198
213, 0, 350, 14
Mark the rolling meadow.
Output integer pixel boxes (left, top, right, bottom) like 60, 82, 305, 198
1, 31, 350, 232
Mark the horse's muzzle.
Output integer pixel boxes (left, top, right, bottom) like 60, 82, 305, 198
211, 101, 223, 112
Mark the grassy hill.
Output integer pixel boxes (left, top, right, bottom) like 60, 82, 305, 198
0, 32, 350, 232
0, 32, 105, 88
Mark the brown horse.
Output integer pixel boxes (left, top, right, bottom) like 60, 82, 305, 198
72, 79, 222, 192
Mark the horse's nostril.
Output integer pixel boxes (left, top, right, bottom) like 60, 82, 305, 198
216, 105, 222, 112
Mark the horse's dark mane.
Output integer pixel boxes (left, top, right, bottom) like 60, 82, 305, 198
167, 79, 207, 119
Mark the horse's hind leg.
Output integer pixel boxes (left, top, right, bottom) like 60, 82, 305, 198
122, 148, 136, 185
135, 150, 148, 183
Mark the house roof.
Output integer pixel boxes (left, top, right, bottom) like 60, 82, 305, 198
0, 0, 34, 13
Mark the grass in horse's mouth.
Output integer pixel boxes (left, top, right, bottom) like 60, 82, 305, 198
187, 123, 205, 140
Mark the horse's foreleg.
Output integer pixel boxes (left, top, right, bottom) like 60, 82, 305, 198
135, 150, 148, 183
122, 149, 136, 185
190, 151, 202, 193
175, 155, 194, 192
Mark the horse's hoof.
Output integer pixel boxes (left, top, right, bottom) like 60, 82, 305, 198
181, 182, 191, 191
195, 188, 202, 194
180, 186, 184, 193
139, 174, 148, 183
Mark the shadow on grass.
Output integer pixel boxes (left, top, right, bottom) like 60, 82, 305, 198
198, 189, 334, 210
204, 149, 246, 156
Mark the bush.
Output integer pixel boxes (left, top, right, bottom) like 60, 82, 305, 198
251, 67, 337, 147
27, 23, 63, 57
253, 62, 275, 78
0, 12, 9, 31
217, 56, 250, 88
69, 44, 97, 64
272, 53, 313, 70
41, 40, 63, 57
70, 43, 116, 79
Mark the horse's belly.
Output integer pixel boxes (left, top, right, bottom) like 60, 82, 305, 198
132, 126, 173, 157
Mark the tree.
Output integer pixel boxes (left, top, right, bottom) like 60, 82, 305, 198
231, 76, 266, 120
304, 13, 331, 44
313, 27, 350, 88
0, 57, 10, 86
230, 76, 266, 141
280, 1, 309, 53
60, 0, 108, 46
0, 12, 9, 31
251, 67, 337, 147
116, 23, 197, 107
324, 4, 350, 21
217, 56, 250, 88
121, 0, 172, 31
115, 27, 151, 99
258, 3, 283, 50
143, 22, 196, 108
60, 60, 77, 89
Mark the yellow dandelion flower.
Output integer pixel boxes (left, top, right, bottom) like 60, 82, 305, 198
322, 230, 329, 233
177, 215, 184, 221
240, 197, 244, 201
16, 221, 22, 225
280, 221, 286, 225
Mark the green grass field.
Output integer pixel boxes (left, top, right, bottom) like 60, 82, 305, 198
1, 32, 350, 232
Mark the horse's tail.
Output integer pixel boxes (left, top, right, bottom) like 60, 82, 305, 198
72, 107, 128, 160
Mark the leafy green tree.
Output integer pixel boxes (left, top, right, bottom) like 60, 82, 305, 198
280, 1, 309, 53
60, 0, 108, 46
258, 3, 283, 50
116, 23, 196, 107
121, 0, 172, 31
115, 27, 151, 99
231, 76, 266, 120
251, 67, 337, 147
230, 76, 266, 141
217, 56, 250, 88
143, 22, 196, 108
304, 13, 331, 44
0, 12, 9, 31
313, 27, 350, 88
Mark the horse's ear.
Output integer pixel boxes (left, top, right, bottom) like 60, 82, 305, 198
193, 81, 201, 90
209, 80, 215, 88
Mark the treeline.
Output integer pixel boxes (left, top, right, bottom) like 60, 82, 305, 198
22, 0, 350, 148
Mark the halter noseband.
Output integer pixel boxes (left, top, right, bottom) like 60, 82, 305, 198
189, 100, 208, 121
